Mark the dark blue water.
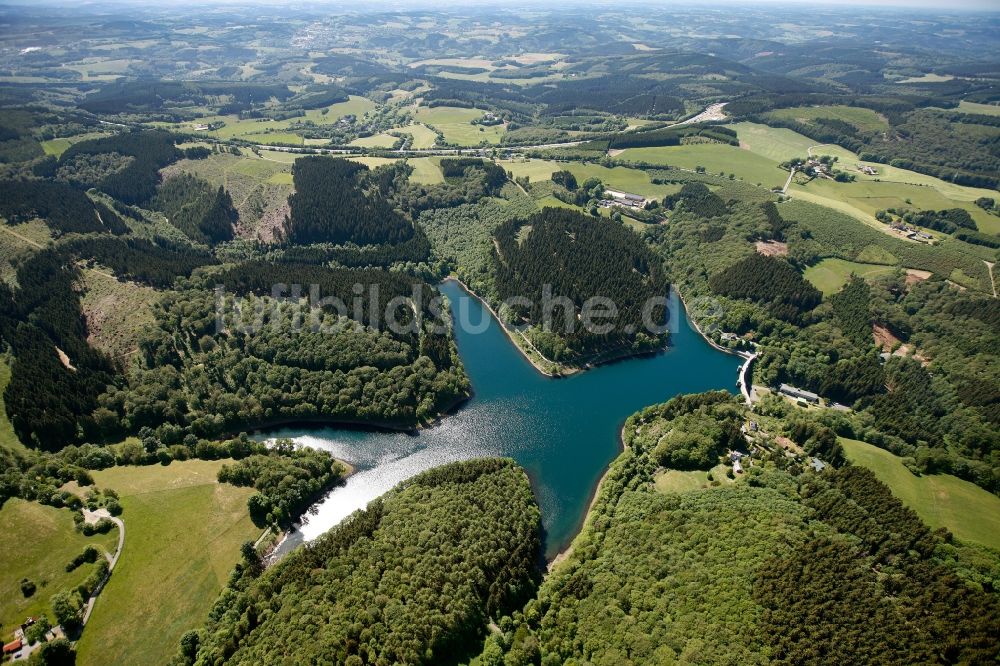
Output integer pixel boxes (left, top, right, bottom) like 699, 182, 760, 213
265, 281, 742, 559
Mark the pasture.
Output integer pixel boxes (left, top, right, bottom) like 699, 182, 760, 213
957, 101, 1000, 117
616, 144, 788, 189
168, 96, 377, 145
841, 438, 1000, 551
897, 73, 954, 84
407, 157, 445, 184
732, 122, 856, 163
791, 174, 1000, 235
653, 464, 733, 494
399, 123, 438, 149
76, 460, 258, 666
413, 106, 504, 146
502, 159, 683, 198
0, 499, 119, 635
736, 121, 999, 232
764, 105, 889, 132
349, 132, 400, 149
804, 258, 897, 296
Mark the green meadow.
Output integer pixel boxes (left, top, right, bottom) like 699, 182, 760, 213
653, 464, 733, 494
764, 105, 890, 132
0, 500, 119, 636
957, 100, 1000, 117
617, 143, 789, 189
169, 96, 377, 145
731, 122, 857, 163
76, 460, 258, 666
841, 438, 1000, 551
804, 258, 897, 296
503, 159, 683, 198
413, 105, 505, 146
400, 123, 439, 149
349, 132, 400, 148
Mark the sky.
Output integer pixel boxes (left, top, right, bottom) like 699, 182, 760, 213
8, 0, 999, 8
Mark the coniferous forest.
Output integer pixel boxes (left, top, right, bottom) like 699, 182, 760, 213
492, 207, 669, 358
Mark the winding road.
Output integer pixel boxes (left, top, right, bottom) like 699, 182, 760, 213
77, 509, 125, 627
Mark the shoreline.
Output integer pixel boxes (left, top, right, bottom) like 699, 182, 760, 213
442, 276, 670, 380
233, 389, 473, 439
673, 289, 756, 405
442, 276, 565, 378
546, 291, 752, 568
261, 455, 357, 564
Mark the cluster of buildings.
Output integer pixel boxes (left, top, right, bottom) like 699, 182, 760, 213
856, 163, 878, 176
475, 112, 504, 126
2, 617, 62, 661
887, 220, 933, 242
800, 159, 834, 179
600, 189, 648, 210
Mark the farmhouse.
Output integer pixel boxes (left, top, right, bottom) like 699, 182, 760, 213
603, 189, 648, 209
857, 163, 878, 175
778, 383, 820, 404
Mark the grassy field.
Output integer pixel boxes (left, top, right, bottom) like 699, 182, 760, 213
536, 195, 577, 211
407, 157, 445, 184
0, 499, 119, 636
41, 138, 72, 157
957, 101, 1000, 117
76, 460, 258, 666
349, 132, 399, 148
617, 144, 788, 189
897, 73, 955, 84
653, 464, 733, 494
167, 96, 377, 146
502, 158, 683, 198
790, 174, 1000, 235
841, 438, 1000, 551
412, 105, 504, 146
804, 258, 897, 296
79, 269, 159, 360
732, 122, 857, 163
765, 105, 890, 133
733, 121, 1000, 233
399, 123, 438, 149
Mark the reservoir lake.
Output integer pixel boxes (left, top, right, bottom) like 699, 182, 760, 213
264, 280, 743, 559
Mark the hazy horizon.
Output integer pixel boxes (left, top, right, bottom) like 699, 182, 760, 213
1, 0, 998, 11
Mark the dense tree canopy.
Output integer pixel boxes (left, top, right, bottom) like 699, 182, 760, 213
187, 459, 542, 666
709, 253, 822, 323
285, 156, 414, 246
492, 207, 669, 359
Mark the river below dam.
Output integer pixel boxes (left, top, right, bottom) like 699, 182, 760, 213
262, 280, 743, 559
